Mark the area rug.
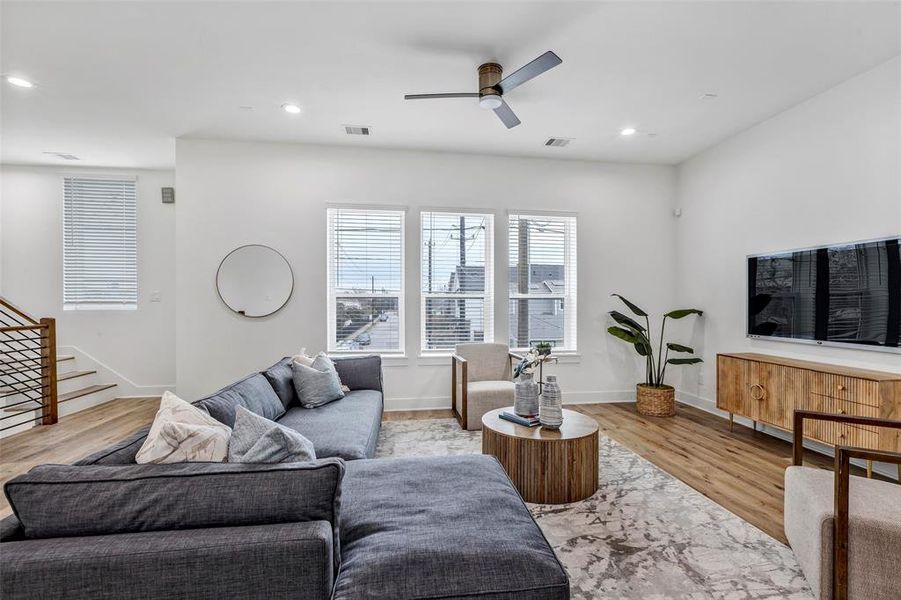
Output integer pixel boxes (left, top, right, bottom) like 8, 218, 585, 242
376, 418, 813, 600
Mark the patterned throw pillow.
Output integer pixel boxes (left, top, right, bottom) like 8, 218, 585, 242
136, 391, 231, 464
292, 354, 346, 408
228, 405, 316, 463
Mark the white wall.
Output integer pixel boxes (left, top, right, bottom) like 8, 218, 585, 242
673, 56, 901, 410
0, 165, 176, 391
175, 139, 677, 405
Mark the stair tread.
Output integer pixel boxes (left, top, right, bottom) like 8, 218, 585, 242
58, 369, 96, 381
3, 383, 117, 412
59, 383, 117, 403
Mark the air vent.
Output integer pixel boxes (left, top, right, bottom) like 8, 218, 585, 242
43, 152, 80, 160
544, 138, 571, 147
344, 125, 371, 136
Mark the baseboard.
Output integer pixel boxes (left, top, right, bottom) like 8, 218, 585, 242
384, 389, 635, 412
384, 396, 451, 412
58, 346, 175, 397
676, 390, 900, 482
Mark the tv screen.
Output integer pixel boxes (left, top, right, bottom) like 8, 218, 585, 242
747, 237, 900, 351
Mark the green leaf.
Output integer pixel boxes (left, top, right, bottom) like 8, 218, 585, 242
607, 326, 639, 344
666, 343, 694, 353
609, 310, 646, 332
611, 294, 647, 317
666, 357, 703, 365
664, 308, 704, 319
634, 342, 649, 356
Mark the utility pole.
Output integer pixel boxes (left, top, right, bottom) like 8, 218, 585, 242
458, 216, 466, 331
517, 218, 530, 347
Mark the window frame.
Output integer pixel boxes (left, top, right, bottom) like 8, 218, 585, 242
326, 206, 406, 355
507, 211, 578, 353
419, 210, 495, 354
62, 174, 138, 311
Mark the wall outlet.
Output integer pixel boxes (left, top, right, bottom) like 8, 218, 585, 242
150, 291, 162, 302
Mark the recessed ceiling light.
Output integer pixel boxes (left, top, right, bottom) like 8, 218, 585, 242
6, 76, 33, 88
620, 127, 637, 136
700, 93, 719, 100
282, 103, 301, 114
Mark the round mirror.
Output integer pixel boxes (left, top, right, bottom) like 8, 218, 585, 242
216, 245, 293, 318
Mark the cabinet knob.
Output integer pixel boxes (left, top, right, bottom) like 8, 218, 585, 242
837, 385, 846, 391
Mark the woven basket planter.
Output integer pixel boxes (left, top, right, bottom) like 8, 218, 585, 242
636, 384, 675, 417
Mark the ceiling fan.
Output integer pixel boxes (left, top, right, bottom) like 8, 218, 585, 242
404, 51, 562, 129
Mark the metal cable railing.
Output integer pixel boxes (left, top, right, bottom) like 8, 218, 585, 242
0, 298, 58, 432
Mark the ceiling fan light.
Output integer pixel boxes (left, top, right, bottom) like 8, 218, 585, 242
479, 94, 503, 110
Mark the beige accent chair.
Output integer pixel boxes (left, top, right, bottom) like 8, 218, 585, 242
785, 410, 901, 600
451, 343, 519, 430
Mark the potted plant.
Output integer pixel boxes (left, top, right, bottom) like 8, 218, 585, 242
533, 341, 553, 357
607, 294, 703, 417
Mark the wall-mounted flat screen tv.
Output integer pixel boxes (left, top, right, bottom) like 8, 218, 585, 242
747, 237, 900, 353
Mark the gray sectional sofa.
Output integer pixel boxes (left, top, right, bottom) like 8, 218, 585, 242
1, 355, 569, 600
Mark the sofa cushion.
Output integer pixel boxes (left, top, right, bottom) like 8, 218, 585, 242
195, 373, 286, 427
75, 425, 150, 465
331, 355, 383, 392
276, 389, 382, 460
229, 405, 316, 464
262, 357, 298, 410
334, 455, 569, 600
5, 459, 345, 567
1, 521, 336, 600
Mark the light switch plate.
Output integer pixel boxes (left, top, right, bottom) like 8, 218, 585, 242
150, 291, 162, 302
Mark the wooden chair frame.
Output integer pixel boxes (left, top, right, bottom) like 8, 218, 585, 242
792, 410, 901, 600
451, 351, 522, 430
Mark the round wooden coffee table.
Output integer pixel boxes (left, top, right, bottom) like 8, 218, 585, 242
481, 407, 599, 504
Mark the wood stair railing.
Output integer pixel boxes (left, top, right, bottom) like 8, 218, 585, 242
0, 298, 58, 431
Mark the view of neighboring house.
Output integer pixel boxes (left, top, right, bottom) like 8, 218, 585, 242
423, 264, 565, 349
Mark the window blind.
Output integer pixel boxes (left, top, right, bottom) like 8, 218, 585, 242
63, 176, 137, 310
508, 213, 577, 351
421, 211, 494, 351
327, 207, 405, 353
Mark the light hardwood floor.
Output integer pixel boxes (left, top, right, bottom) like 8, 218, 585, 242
0, 399, 874, 542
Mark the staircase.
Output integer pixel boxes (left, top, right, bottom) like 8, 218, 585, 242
0, 298, 117, 436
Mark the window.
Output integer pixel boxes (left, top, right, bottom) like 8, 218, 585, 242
508, 213, 577, 351
421, 211, 494, 352
63, 176, 137, 310
327, 207, 405, 353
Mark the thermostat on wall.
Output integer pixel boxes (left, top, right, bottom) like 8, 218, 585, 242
161, 187, 175, 204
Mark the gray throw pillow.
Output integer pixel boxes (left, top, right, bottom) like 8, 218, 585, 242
292, 354, 345, 409
228, 405, 316, 463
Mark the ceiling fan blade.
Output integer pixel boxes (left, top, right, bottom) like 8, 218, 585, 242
404, 93, 479, 100
495, 51, 562, 95
493, 99, 521, 129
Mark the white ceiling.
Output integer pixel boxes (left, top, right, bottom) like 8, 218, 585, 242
1, 1, 899, 170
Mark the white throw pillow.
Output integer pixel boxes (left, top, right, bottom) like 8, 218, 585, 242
136, 391, 231, 464
292, 347, 316, 368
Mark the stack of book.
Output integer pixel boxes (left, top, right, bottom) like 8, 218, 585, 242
499, 411, 540, 427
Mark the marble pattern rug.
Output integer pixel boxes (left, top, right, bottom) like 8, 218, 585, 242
376, 418, 813, 600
